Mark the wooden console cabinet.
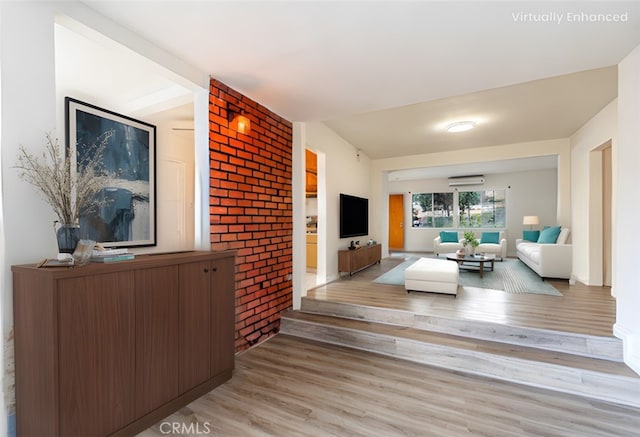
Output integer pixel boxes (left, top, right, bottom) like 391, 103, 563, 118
12, 250, 236, 437
338, 244, 382, 276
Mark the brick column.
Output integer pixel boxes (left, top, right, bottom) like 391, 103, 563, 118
209, 78, 293, 352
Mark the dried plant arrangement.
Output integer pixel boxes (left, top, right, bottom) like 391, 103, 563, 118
14, 131, 114, 226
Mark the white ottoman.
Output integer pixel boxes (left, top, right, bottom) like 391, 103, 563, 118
404, 257, 459, 295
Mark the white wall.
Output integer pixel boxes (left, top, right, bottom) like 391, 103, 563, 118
292, 122, 306, 309
615, 43, 640, 375
570, 100, 616, 286
305, 122, 371, 283
387, 168, 557, 256
0, 2, 209, 431
1, 3, 60, 433
371, 138, 571, 257
0, 3, 207, 309
54, 15, 199, 255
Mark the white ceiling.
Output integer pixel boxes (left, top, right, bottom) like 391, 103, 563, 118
387, 155, 558, 182
63, 1, 640, 171
325, 66, 617, 159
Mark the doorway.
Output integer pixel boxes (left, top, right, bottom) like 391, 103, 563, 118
602, 144, 612, 287
305, 148, 326, 290
589, 140, 612, 288
388, 194, 404, 251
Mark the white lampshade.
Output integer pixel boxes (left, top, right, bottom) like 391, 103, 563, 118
523, 216, 539, 226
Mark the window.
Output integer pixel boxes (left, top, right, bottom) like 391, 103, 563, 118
410, 189, 506, 229
411, 192, 454, 228
458, 189, 505, 228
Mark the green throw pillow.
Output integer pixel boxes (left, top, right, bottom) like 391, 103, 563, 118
480, 232, 500, 244
440, 231, 459, 243
522, 230, 540, 242
537, 226, 561, 244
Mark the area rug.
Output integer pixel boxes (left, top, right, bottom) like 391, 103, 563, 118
373, 256, 562, 296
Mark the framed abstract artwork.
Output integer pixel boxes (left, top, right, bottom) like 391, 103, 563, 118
65, 97, 156, 248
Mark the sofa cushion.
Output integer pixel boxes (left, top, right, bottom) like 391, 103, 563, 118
440, 231, 459, 243
537, 226, 561, 244
556, 228, 570, 244
529, 248, 541, 264
522, 230, 540, 242
480, 232, 500, 244
518, 242, 541, 264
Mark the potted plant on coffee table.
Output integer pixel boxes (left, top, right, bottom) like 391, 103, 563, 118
463, 231, 479, 256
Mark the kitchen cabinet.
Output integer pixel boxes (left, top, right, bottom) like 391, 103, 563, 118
305, 149, 317, 195
13, 250, 236, 437
306, 233, 318, 268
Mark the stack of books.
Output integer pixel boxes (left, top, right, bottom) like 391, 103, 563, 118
90, 248, 135, 263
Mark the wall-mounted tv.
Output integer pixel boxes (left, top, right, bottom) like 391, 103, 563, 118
339, 193, 369, 238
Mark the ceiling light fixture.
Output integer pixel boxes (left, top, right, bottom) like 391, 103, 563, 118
446, 121, 477, 133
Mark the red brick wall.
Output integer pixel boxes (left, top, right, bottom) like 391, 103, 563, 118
208, 78, 293, 352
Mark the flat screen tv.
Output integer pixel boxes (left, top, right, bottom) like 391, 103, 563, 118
339, 193, 369, 238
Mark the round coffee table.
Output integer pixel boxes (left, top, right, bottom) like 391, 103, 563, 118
446, 253, 496, 278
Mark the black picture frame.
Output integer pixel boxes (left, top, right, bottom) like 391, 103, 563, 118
65, 97, 157, 248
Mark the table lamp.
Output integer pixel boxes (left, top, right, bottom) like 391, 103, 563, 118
523, 215, 539, 230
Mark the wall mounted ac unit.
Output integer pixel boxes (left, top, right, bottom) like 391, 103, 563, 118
448, 175, 485, 186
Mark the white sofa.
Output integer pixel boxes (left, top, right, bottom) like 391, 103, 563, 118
476, 231, 507, 260
434, 231, 507, 260
433, 232, 463, 256
516, 228, 572, 279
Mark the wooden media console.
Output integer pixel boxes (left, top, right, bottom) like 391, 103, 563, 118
338, 244, 382, 276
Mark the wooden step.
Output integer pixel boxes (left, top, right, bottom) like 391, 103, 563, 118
301, 297, 623, 361
280, 310, 640, 408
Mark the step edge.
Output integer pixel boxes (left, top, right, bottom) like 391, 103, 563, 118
279, 322, 640, 409
299, 300, 623, 361
301, 299, 621, 342
281, 314, 640, 374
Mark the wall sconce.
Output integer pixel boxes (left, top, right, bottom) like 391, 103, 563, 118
523, 215, 539, 230
227, 105, 251, 135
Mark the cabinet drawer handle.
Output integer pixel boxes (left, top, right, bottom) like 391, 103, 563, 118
212, 267, 217, 272
204, 268, 209, 273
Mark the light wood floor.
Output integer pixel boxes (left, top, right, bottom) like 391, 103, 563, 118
138, 256, 636, 436
140, 335, 640, 437
307, 255, 617, 337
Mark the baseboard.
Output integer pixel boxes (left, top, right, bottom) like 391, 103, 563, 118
614, 323, 640, 375
325, 273, 339, 283
573, 276, 596, 286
